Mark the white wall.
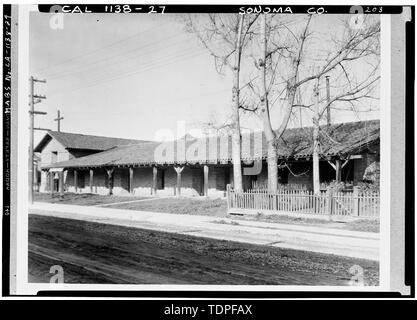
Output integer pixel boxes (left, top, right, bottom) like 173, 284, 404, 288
39, 138, 69, 167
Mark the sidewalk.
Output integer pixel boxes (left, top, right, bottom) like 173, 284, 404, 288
29, 202, 379, 261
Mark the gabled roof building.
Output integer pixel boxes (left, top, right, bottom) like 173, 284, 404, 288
39, 120, 380, 197
34, 131, 150, 193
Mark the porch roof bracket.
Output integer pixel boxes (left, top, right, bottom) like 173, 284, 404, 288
327, 160, 336, 171
341, 159, 350, 168
174, 166, 184, 174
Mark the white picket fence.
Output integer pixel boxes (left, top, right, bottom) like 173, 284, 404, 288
226, 185, 380, 218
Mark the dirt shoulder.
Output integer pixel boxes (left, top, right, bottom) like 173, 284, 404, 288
233, 214, 380, 233
29, 214, 379, 285
108, 197, 380, 233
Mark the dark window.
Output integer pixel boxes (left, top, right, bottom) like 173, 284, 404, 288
51, 151, 58, 163
224, 168, 230, 187
53, 179, 59, 192
104, 170, 109, 187
319, 161, 335, 183
342, 161, 354, 182
279, 168, 289, 184
157, 169, 165, 190
76, 171, 85, 188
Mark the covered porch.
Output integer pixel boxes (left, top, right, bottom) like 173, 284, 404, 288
42, 163, 232, 198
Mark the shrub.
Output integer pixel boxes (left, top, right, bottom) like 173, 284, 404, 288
321, 180, 353, 192
356, 181, 379, 193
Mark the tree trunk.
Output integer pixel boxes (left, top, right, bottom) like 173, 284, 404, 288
313, 78, 321, 194
259, 14, 278, 193
231, 14, 244, 192
266, 140, 278, 192
260, 109, 278, 192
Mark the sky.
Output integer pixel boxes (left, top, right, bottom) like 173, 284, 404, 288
30, 12, 380, 145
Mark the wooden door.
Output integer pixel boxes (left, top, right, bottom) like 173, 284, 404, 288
191, 168, 203, 195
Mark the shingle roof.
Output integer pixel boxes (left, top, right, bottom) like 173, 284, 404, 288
43, 120, 379, 169
34, 131, 150, 152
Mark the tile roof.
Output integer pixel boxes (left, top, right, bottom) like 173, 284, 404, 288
43, 120, 380, 169
34, 131, 150, 152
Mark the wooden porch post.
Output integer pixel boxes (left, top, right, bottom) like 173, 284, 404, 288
335, 159, 342, 182
327, 159, 343, 183
45, 171, 50, 192
174, 166, 184, 197
106, 168, 114, 195
203, 165, 209, 196
129, 167, 134, 194
74, 170, 78, 193
152, 166, 157, 195
59, 171, 64, 196
89, 169, 94, 193
49, 171, 54, 197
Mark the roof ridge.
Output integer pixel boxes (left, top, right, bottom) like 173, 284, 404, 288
49, 130, 149, 142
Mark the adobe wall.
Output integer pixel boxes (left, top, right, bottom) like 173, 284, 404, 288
62, 165, 230, 198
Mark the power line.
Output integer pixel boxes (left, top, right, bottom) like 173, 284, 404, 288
46, 87, 231, 117
52, 49, 208, 94
49, 41, 228, 96
33, 22, 170, 74
46, 34, 227, 83
46, 32, 197, 81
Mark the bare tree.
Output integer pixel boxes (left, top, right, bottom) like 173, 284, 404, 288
241, 14, 313, 192
241, 14, 380, 193
300, 16, 380, 193
185, 14, 258, 192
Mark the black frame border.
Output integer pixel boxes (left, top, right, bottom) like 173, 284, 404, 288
1, 4, 415, 299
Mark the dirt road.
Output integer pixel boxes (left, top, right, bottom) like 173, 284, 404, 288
29, 214, 379, 285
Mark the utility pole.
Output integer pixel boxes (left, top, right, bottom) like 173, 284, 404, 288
29, 76, 47, 204
325, 75, 331, 126
312, 77, 321, 194
54, 109, 64, 132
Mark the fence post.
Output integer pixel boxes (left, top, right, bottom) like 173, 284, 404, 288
326, 190, 333, 218
273, 193, 277, 211
353, 186, 360, 216
226, 184, 231, 212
